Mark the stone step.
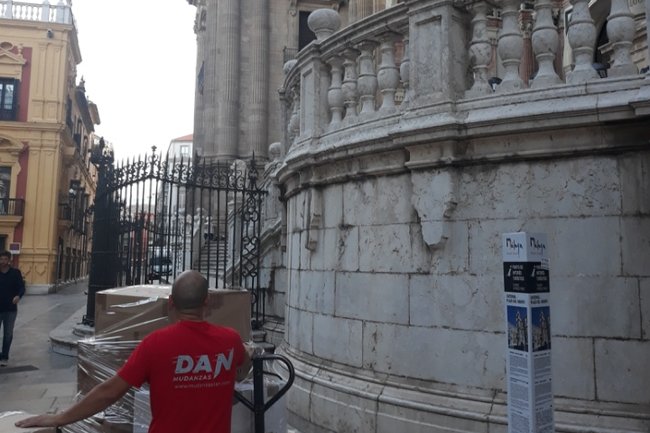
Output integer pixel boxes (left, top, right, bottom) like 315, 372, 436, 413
251, 329, 266, 342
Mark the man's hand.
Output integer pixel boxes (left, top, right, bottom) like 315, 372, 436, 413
12, 295, 19, 305
16, 375, 131, 429
236, 342, 255, 381
15, 413, 60, 428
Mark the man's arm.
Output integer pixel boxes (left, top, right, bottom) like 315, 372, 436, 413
15, 375, 131, 428
13, 269, 25, 303
17, 271, 25, 298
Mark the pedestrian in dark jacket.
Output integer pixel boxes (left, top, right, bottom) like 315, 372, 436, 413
0, 249, 25, 366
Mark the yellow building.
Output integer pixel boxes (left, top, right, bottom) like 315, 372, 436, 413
0, 1, 98, 294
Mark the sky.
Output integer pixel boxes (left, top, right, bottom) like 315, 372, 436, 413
69, 0, 197, 161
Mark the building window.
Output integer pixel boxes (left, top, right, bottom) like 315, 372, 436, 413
0, 78, 18, 121
180, 145, 190, 156
298, 11, 317, 51
0, 167, 10, 214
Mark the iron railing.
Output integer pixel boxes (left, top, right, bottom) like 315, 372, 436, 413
0, 198, 24, 216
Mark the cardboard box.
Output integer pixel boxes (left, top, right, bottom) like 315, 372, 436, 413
94, 285, 251, 341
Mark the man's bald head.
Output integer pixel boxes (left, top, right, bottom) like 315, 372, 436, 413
171, 270, 208, 311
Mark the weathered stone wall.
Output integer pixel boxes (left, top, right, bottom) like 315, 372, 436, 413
263, 0, 650, 431
279, 144, 650, 432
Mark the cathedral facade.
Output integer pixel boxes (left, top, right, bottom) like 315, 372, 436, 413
188, 0, 650, 431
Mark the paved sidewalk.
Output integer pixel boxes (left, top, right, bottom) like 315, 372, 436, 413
0, 280, 88, 415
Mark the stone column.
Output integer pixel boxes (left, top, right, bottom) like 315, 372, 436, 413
193, 2, 209, 157
249, 0, 270, 159
215, 0, 240, 159
354, 0, 375, 21
201, 0, 219, 157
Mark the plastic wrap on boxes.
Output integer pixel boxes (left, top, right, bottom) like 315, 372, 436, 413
66, 337, 143, 433
71, 336, 286, 433
95, 285, 251, 341
52, 285, 254, 433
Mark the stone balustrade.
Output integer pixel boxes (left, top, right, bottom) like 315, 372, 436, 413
0, 0, 73, 25
280, 0, 648, 155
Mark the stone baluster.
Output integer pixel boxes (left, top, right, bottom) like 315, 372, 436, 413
55, 0, 65, 23
342, 48, 360, 123
288, 88, 300, 146
530, 0, 562, 88
281, 59, 297, 153
566, 0, 599, 84
630, 0, 650, 115
377, 34, 400, 112
466, 1, 493, 97
327, 56, 345, 127
357, 41, 378, 115
40, 0, 49, 21
4, 0, 13, 19
606, 0, 638, 77
519, 9, 535, 85
497, 0, 525, 92
399, 34, 411, 106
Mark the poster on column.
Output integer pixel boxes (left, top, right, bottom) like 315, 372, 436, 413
503, 232, 554, 433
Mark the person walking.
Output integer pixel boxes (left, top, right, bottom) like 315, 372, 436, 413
0, 250, 25, 366
16, 270, 252, 432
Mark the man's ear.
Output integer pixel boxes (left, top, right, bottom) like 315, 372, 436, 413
167, 297, 176, 322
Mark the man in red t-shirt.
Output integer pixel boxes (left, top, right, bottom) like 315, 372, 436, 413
16, 270, 251, 433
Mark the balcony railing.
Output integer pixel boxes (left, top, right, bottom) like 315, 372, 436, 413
280, 1, 649, 155
0, 198, 24, 216
0, 0, 73, 25
59, 202, 86, 233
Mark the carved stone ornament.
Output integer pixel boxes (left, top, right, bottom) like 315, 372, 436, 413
307, 8, 341, 40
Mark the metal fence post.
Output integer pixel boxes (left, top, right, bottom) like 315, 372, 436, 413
83, 138, 116, 326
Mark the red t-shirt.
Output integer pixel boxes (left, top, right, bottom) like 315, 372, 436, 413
118, 320, 245, 433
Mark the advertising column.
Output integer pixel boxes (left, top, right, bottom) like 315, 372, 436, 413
502, 232, 553, 433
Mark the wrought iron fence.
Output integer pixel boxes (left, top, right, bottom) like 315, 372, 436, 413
85, 144, 267, 326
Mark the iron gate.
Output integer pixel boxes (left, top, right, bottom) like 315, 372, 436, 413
84, 142, 266, 327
